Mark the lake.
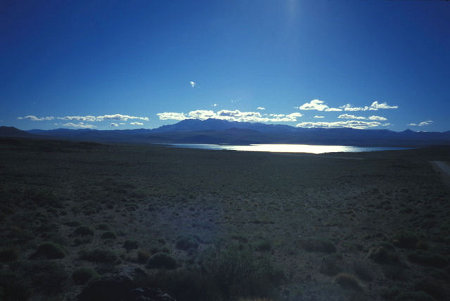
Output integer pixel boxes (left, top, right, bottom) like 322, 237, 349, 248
168, 143, 410, 154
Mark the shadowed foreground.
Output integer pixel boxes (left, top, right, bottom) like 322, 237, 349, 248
0, 138, 449, 300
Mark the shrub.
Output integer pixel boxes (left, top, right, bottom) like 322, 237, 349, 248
0, 247, 18, 262
0, 272, 31, 300
29, 242, 65, 260
73, 226, 94, 236
137, 250, 150, 263
414, 278, 446, 300
300, 239, 336, 253
408, 251, 448, 268
146, 253, 177, 270
100, 232, 116, 240
175, 235, 199, 251
79, 249, 118, 264
72, 268, 98, 285
142, 269, 220, 301
352, 261, 373, 282
367, 245, 400, 265
254, 240, 272, 252
334, 273, 363, 292
200, 245, 283, 300
96, 224, 109, 230
24, 261, 68, 294
392, 231, 419, 249
123, 240, 139, 252
319, 255, 342, 276
394, 291, 434, 301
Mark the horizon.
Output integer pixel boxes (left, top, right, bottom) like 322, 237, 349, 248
4, 117, 450, 134
1, 1, 449, 132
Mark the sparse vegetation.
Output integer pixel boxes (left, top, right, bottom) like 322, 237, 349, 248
146, 253, 177, 269
1, 138, 449, 300
175, 235, 199, 251
137, 249, 150, 263
0, 247, 18, 262
300, 238, 336, 253
123, 240, 139, 252
334, 273, 363, 291
392, 231, 419, 249
79, 249, 119, 264
100, 231, 116, 239
408, 251, 448, 268
367, 245, 400, 265
29, 242, 65, 260
72, 268, 98, 285
73, 226, 94, 236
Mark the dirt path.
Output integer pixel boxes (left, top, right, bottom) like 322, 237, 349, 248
431, 161, 450, 186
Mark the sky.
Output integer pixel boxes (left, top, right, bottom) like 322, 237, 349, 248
1, 0, 449, 132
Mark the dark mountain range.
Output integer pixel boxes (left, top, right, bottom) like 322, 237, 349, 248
2, 120, 450, 147
0, 126, 35, 138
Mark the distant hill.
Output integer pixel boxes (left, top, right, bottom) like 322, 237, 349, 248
8, 119, 450, 146
0, 126, 35, 138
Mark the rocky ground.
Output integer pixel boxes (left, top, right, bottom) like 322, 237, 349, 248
0, 138, 449, 301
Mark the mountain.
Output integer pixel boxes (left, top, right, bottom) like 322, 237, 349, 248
11, 119, 450, 146
153, 119, 296, 133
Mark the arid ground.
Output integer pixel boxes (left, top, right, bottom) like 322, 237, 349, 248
0, 138, 449, 301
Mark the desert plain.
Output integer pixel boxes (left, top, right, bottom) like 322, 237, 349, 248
0, 138, 449, 301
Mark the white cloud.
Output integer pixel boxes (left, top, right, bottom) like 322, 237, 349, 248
368, 115, 387, 121
110, 123, 119, 127
157, 112, 188, 121
313, 115, 325, 119
130, 122, 144, 126
190, 81, 196, 88
57, 114, 149, 122
298, 99, 342, 112
296, 120, 383, 130
409, 120, 433, 127
62, 122, 95, 129
18, 115, 55, 121
257, 107, 266, 110
213, 103, 218, 107
96, 114, 149, 121
157, 109, 303, 123
341, 101, 398, 111
369, 101, 398, 110
338, 114, 366, 120
58, 115, 97, 122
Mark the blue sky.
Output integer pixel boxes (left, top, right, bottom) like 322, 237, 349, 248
1, 0, 449, 131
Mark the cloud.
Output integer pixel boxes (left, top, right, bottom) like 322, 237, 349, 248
110, 123, 119, 127
368, 115, 387, 121
313, 115, 325, 119
62, 122, 95, 129
157, 112, 188, 121
213, 104, 218, 107
57, 114, 149, 122
157, 109, 303, 123
130, 122, 144, 126
370, 101, 398, 110
257, 107, 266, 110
296, 120, 383, 130
341, 101, 398, 111
18, 115, 54, 121
338, 114, 366, 120
298, 99, 342, 112
408, 120, 433, 127
190, 81, 196, 88
58, 115, 97, 122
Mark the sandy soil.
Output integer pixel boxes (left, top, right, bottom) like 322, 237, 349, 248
0, 138, 449, 301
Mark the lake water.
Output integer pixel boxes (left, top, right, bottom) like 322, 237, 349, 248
168, 144, 409, 154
